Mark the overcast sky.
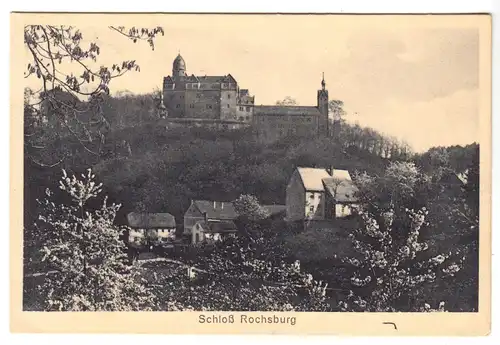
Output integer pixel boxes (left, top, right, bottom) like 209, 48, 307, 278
25, 15, 483, 152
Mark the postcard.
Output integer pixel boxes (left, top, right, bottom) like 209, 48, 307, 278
10, 13, 492, 335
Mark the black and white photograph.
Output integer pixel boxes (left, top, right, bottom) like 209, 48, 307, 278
12, 12, 491, 333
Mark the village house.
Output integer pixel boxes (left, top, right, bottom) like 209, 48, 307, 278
126, 212, 177, 246
191, 219, 238, 244
285, 167, 358, 222
183, 199, 286, 244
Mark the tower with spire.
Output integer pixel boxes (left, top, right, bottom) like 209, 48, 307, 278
172, 53, 186, 78
317, 72, 329, 136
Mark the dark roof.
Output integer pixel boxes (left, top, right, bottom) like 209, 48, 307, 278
196, 220, 238, 233
322, 178, 358, 203
254, 105, 321, 116
262, 204, 287, 215
193, 200, 238, 220
126, 212, 176, 228
173, 54, 186, 70
164, 75, 237, 84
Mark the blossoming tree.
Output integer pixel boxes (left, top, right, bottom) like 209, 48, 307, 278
340, 161, 466, 311
36, 169, 155, 311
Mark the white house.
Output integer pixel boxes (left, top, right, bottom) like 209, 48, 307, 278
126, 212, 176, 246
191, 220, 238, 245
285, 167, 358, 222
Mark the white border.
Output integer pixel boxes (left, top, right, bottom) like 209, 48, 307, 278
2, 0, 498, 344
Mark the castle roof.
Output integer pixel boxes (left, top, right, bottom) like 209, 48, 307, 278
173, 54, 186, 71
164, 74, 237, 84
254, 105, 321, 116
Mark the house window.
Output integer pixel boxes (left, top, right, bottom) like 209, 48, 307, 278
176, 104, 180, 108
227, 104, 230, 108
190, 104, 194, 108
309, 206, 314, 212
246, 106, 251, 112
239, 116, 244, 121
227, 94, 231, 99
239, 106, 244, 111
310, 194, 314, 199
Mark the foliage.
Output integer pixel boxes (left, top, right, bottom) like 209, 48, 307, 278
36, 169, 154, 311
233, 194, 270, 221
339, 158, 479, 312
328, 100, 347, 120
24, 25, 164, 166
160, 228, 332, 311
338, 206, 464, 312
275, 96, 298, 106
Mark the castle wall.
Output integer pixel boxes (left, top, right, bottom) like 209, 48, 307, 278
184, 88, 221, 119
253, 112, 319, 142
163, 89, 186, 118
220, 89, 238, 121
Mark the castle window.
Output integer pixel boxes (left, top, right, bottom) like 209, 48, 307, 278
239, 116, 244, 121
239, 106, 244, 111
309, 206, 314, 212
246, 106, 251, 112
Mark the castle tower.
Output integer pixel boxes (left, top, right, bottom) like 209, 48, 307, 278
172, 53, 186, 78
317, 73, 329, 136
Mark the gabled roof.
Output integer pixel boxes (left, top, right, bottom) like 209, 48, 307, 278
296, 167, 331, 191
127, 212, 176, 229
195, 220, 238, 233
330, 169, 352, 181
192, 200, 238, 220
254, 105, 321, 116
322, 178, 358, 203
164, 75, 238, 84
262, 204, 287, 216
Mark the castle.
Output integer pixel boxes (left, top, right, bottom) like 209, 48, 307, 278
161, 54, 330, 141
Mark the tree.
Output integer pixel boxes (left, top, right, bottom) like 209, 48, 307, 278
328, 100, 346, 121
275, 96, 298, 106
338, 205, 464, 312
233, 194, 270, 221
36, 169, 155, 311
162, 233, 331, 311
24, 25, 164, 166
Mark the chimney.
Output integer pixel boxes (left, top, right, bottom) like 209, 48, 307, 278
203, 212, 208, 224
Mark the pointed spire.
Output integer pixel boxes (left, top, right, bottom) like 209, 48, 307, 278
321, 72, 326, 90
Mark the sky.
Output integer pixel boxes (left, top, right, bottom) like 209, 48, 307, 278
24, 14, 484, 152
